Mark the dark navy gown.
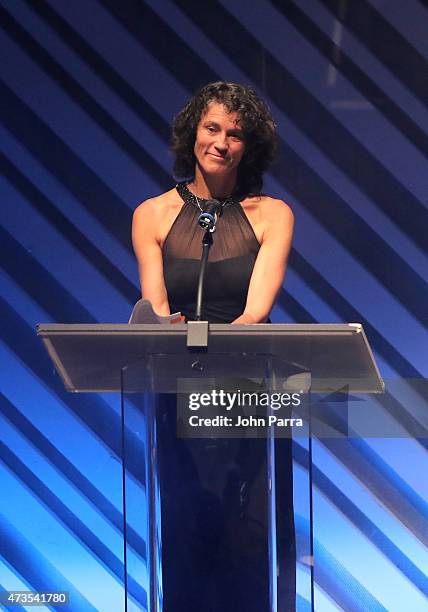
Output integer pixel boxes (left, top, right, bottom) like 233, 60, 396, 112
154, 184, 296, 612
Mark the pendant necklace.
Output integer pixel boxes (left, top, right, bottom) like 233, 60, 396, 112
194, 194, 203, 212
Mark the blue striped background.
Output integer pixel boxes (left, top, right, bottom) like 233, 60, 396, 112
1, 1, 427, 610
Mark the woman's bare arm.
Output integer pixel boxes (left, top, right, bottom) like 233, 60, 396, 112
132, 199, 171, 316
232, 199, 294, 324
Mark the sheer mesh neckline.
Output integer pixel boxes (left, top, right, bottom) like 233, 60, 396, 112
163, 183, 260, 263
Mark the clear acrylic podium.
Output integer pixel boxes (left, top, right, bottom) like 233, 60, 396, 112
37, 323, 384, 612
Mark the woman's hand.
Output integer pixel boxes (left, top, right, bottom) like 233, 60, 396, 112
231, 312, 257, 324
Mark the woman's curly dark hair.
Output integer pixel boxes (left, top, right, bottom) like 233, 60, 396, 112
171, 82, 277, 195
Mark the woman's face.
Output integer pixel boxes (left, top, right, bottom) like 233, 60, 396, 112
194, 102, 245, 178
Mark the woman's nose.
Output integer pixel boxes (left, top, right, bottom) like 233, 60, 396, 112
214, 133, 228, 151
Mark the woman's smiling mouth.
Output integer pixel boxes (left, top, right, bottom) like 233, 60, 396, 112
208, 152, 228, 160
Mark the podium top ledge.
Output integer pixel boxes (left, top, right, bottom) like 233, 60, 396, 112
37, 322, 383, 393
37, 322, 363, 335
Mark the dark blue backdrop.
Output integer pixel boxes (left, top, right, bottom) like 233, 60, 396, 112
1, 1, 427, 610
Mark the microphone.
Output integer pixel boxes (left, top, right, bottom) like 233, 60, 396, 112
198, 199, 222, 232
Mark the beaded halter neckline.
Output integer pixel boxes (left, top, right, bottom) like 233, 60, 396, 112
176, 181, 240, 211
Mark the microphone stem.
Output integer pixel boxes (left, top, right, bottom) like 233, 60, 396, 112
195, 231, 213, 321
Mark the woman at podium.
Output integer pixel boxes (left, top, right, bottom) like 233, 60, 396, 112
132, 82, 295, 611
132, 81, 293, 325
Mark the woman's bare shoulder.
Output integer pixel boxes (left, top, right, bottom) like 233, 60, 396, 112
252, 194, 293, 214
243, 194, 293, 224
133, 187, 181, 219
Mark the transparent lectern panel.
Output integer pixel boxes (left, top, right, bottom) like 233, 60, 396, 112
120, 389, 155, 612
121, 352, 312, 612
